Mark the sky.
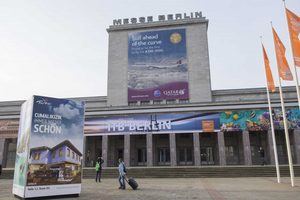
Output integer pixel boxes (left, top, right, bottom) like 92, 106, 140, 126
0, 0, 299, 101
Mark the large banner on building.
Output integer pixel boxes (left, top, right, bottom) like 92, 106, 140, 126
13, 95, 85, 198
220, 108, 300, 131
128, 28, 189, 101
85, 112, 219, 135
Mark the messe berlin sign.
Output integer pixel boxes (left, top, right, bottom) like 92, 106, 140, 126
112, 12, 203, 26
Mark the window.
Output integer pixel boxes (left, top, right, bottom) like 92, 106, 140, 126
128, 101, 138, 106
59, 148, 63, 157
72, 152, 75, 159
166, 99, 176, 104
67, 148, 70, 157
225, 146, 234, 157
153, 100, 162, 105
179, 99, 189, 104
52, 152, 56, 159
140, 101, 150, 105
34, 152, 40, 160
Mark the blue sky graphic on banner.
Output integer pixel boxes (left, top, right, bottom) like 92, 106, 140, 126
85, 112, 219, 135
30, 95, 85, 151
128, 28, 188, 101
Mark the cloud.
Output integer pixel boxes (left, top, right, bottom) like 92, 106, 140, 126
53, 103, 80, 120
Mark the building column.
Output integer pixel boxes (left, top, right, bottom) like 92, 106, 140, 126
293, 129, 300, 164
124, 134, 131, 166
242, 130, 252, 165
217, 131, 226, 166
102, 135, 108, 167
193, 133, 201, 166
169, 133, 177, 166
0, 139, 6, 167
146, 133, 153, 166
267, 129, 275, 165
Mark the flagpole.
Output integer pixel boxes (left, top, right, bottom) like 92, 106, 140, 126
283, 0, 300, 109
261, 37, 281, 183
277, 75, 295, 187
266, 83, 281, 183
271, 22, 295, 187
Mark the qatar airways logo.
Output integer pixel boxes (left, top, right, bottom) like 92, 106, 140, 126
163, 89, 185, 96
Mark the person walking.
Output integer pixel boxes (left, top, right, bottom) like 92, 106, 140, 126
258, 147, 265, 166
97, 156, 104, 182
118, 158, 126, 189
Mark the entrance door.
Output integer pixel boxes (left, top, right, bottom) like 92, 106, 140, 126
251, 146, 260, 165
225, 145, 239, 165
178, 148, 193, 165
200, 147, 214, 165
158, 148, 170, 165
137, 148, 147, 166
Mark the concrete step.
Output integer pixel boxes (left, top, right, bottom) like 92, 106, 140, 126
1, 166, 300, 179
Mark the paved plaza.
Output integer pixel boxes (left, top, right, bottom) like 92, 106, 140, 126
0, 177, 300, 200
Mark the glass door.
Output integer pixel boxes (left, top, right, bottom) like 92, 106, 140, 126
137, 148, 147, 166
200, 147, 214, 165
178, 148, 193, 165
158, 148, 170, 165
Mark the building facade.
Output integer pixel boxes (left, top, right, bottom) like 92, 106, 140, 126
1, 12, 300, 169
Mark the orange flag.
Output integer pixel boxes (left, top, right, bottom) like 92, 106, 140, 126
272, 27, 293, 81
286, 8, 300, 67
262, 44, 276, 92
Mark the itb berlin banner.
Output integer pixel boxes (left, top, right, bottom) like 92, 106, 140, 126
13, 95, 85, 198
85, 112, 220, 135
128, 28, 189, 101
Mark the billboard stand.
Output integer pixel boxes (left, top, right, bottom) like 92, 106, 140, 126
12, 95, 85, 199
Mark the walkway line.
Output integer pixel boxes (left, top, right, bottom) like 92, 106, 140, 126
203, 180, 225, 200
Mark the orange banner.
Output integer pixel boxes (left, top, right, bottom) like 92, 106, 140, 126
286, 8, 300, 67
272, 27, 293, 81
262, 44, 276, 92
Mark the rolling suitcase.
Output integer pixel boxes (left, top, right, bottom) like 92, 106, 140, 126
126, 177, 138, 190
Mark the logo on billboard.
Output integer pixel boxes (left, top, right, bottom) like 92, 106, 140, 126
36, 98, 50, 106
170, 33, 182, 44
154, 90, 161, 97
163, 89, 185, 96
202, 120, 215, 132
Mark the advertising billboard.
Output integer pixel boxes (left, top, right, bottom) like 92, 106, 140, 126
128, 28, 188, 101
85, 112, 220, 135
13, 95, 85, 198
220, 108, 300, 131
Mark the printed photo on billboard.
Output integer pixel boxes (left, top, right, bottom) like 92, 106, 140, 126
128, 28, 188, 101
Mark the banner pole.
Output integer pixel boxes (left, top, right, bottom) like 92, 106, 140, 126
266, 85, 281, 183
260, 36, 281, 183
278, 76, 295, 187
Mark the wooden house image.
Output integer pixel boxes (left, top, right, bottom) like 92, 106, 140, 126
27, 140, 82, 185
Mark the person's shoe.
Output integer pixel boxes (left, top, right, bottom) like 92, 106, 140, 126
118, 187, 122, 189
